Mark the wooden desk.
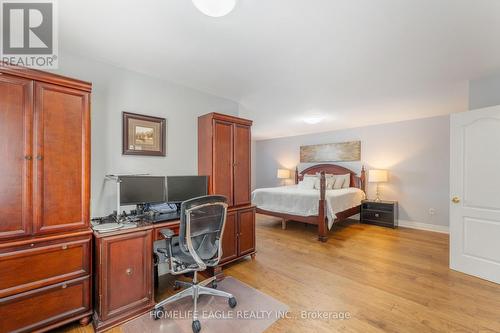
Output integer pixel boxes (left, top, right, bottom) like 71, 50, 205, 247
91, 218, 178, 332
92, 205, 255, 332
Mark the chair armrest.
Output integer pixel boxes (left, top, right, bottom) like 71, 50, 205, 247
160, 228, 175, 239
157, 228, 175, 273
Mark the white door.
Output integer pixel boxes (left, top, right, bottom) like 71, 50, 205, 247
450, 106, 500, 284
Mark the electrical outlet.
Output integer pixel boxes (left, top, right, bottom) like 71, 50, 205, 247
429, 208, 436, 215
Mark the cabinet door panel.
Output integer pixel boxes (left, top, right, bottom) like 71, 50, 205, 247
233, 124, 251, 206
238, 208, 255, 256
0, 75, 33, 239
100, 231, 153, 321
33, 82, 90, 235
212, 120, 234, 206
220, 211, 237, 263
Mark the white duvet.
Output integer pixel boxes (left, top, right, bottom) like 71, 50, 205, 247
252, 185, 366, 229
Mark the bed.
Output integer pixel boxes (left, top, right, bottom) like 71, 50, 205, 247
252, 164, 366, 242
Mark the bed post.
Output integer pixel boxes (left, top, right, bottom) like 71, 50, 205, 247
295, 166, 299, 184
360, 166, 366, 193
318, 171, 328, 242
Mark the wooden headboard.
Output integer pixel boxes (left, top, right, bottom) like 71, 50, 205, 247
295, 164, 366, 192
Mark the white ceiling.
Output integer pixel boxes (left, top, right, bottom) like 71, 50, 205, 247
59, 0, 500, 140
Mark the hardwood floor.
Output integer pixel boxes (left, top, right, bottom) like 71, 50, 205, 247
58, 214, 500, 333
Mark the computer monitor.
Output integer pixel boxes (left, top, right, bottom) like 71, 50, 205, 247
119, 176, 166, 206
166, 176, 208, 203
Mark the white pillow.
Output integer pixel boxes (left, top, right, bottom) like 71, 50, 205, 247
303, 174, 321, 189
332, 175, 344, 189
339, 174, 351, 189
325, 175, 336, 189
311, 174, 335, 190
298, 176, 316, 189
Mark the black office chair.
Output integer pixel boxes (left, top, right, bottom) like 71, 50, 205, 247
152, 195, 237, 333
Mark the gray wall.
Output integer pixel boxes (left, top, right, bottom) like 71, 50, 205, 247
469, 72, 500, 110
254, 115, 450, 227
54, 53, 239, 217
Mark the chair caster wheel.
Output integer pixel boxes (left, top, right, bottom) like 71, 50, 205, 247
152, 307, 164, 320
228, 297, 237, 308
192, 319, 201, 333
211, 281, 217, 289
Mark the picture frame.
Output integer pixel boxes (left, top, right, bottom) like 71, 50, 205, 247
300, 141, 361, 163
122, 112, 167, 156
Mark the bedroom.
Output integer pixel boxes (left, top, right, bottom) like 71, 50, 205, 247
0, 1, 499, 333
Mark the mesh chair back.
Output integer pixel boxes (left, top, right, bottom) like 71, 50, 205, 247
179, 195, 228, 265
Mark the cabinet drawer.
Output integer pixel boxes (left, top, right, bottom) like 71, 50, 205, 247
361, 202, 394, 212
154, 224, 179, 241
361, 211, 394, 223
0, 276, 90, 333
0, 236, 91, 298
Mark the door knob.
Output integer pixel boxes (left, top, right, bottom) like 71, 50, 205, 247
452, 196, 460, 204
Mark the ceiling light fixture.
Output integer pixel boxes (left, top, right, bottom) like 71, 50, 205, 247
303, 116, 324, 125
192, 0, 237, 18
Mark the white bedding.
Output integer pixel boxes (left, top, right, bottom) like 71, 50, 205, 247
251, 185, 366, 229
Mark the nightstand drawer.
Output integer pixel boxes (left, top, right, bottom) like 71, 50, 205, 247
361, 202, 394, 212
361, 200, 398, 228
361, 211, 394, 223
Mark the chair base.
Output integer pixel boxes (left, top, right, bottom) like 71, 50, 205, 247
153, 272, 237, 332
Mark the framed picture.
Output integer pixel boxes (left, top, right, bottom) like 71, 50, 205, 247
122, 112, 166, 156
300, 141, 361, 163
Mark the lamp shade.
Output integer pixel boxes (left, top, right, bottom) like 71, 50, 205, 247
368, 169, 388, 183
277, 169, 291, 179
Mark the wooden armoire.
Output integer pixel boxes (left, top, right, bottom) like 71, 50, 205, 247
198, 113, 256, 273
0, 64, 92, 332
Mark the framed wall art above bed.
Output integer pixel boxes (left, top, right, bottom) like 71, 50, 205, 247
300, 141, 361, 163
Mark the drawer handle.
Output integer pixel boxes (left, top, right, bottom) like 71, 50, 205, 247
375, 213, 380, 218
62, 283, 67, 289
126, 268, 133, 276
30, 243, 35, 247
61, 245, 68, 250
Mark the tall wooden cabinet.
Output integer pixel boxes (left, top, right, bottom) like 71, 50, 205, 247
0, 64, 92, 333
198, 113, 256, 271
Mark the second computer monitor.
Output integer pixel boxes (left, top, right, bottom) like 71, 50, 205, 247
166, 176, 208, 203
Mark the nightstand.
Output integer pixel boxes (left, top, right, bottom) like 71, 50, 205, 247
361, 200, 398, 228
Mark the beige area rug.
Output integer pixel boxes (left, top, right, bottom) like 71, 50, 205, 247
122, 277, 288, 333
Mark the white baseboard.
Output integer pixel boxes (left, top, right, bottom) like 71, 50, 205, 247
398, 219, 449, 234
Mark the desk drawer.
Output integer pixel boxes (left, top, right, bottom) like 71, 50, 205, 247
0, 276, 90, 333
0, 236, 91, 298
154, 225, 179, 241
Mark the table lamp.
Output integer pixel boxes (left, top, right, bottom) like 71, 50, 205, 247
368, 169, 388, 202
277, 168, 291, 185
